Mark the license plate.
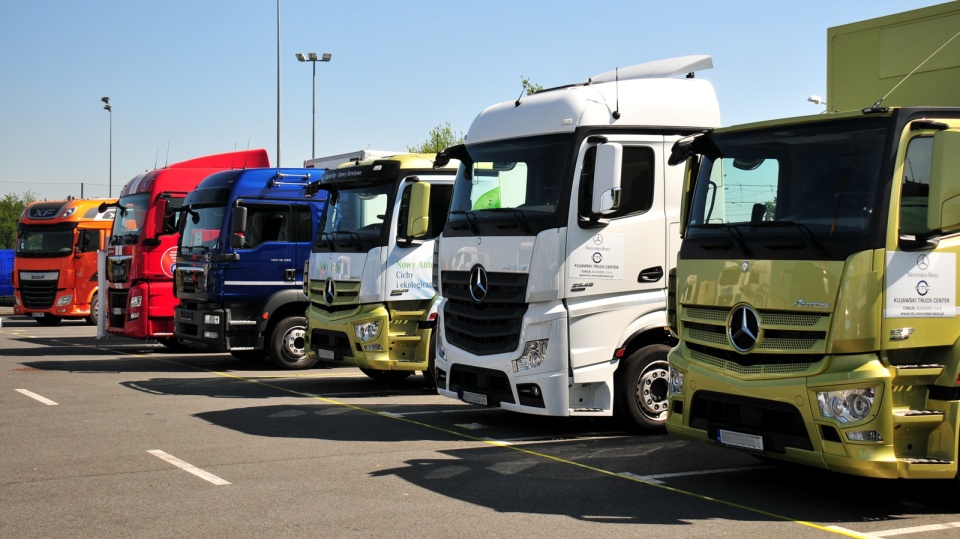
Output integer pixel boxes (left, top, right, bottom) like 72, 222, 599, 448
112, 307, 122, 315
717, 429, 764, 451
316, 348, 335, 360
30, 312, 44, 318
462, 390, 488, 406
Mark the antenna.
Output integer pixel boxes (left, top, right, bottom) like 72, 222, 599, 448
164, 142, 170, 168
866, 28, 960, 112
612, 68, 621, 120
515, 85, 525, 108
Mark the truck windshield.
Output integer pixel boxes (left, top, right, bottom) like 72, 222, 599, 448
316, 181, 391, 252
16, 224, 76, 257
180, 206, 225, 252
684, 117, 891, 261
108, 193, 149, 245
447, 134, 571, 236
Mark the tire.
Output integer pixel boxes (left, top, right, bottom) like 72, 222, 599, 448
230, 349, 267, 361
85, 295, 99, 326
360, 368, 413, 383
617, 344, 671, 431
422, 330, 437, 388
35, 314, 62, 326
268, 316, 317, 369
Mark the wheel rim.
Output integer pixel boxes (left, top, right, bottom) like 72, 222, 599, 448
635, 360, 669, 421
282, 325, 306, 360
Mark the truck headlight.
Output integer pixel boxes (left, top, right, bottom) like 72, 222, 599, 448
57, 295, 73, 306
668, 366, 684, 396
129, 295, 143, 308
817, 387, 876, 423
513, 339, 547, 372
354, 321, 380, 342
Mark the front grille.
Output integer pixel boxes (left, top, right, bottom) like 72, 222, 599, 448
107, 256, 131, 284
690, 390, 813, 452
20, 281, 57, 309
681, 305, 828, 370
442, 270, 527, 356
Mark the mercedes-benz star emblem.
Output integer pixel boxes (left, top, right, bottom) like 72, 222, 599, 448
324, 278, 336, 305
469, 265, 488, 303
728, 305, 761, 353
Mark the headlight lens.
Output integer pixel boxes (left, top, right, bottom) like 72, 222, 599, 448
669, 366, 684, 395
354, 321, 380, 342
129, 295, 143, 308
513, 339, 547, 372
56, 295, 73, 306
817, 387, 876, 423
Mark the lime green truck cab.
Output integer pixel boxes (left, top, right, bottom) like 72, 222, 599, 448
665, 3, 960, 484
303, 154, 457, 382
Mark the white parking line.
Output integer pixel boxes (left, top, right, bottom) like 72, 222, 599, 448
620, 465, 776, 485
15, 388, 58, 406
147, 450, 231, 486
834, 521, 960, 538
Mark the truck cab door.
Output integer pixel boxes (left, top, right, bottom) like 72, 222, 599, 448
386, 177, 454, 301
565, 136, 670, 372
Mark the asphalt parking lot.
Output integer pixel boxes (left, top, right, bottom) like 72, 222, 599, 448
2, 312, 959, 538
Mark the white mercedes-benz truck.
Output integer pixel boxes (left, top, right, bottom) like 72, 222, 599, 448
432, 56, 721, 429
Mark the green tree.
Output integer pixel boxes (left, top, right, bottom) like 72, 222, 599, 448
0, 192, 36, 249
407, 122, 464, 153
520, 76, 543, 96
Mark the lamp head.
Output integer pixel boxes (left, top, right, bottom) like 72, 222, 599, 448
101, 96, 110, 104
321, 52, 331, 62
295, 53, 306, 62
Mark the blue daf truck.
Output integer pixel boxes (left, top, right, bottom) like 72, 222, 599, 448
173, 168, 326, 369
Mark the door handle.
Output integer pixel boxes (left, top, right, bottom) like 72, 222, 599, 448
638, 266, 664, 283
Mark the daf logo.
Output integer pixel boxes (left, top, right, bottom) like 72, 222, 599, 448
469, 265, 488, 303
324, 278, 336, 305
728, 304, 761, 353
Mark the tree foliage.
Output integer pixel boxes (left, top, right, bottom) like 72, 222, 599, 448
0, 192, 36, 249
407, 122, 465, 154
520, 76, 543, 96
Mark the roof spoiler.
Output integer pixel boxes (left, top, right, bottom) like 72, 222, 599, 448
588, 55, 713, 84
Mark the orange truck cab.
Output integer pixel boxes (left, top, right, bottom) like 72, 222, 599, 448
13, 198, 117, 326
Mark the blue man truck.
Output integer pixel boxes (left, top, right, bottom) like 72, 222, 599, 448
173, 168, 326, 368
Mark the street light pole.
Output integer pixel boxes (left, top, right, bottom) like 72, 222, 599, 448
101, 97, 112, 197
295, 52, 331, 159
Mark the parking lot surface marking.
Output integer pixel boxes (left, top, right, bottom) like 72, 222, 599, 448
15, 388, 58, 405
147, 449, 231, 486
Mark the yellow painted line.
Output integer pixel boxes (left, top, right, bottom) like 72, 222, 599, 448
137, 356, 873, 538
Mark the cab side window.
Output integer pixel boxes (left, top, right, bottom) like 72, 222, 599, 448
899, 136, 932, 236
243, 205, 290, 248
578, 145, 656, 221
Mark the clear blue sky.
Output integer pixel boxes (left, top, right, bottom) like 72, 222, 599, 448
0, 0, 946, 199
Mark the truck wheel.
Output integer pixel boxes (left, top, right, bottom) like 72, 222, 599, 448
268, 316, 317, 370
85, 295, 99, 326
360, 368, 413, 383
423, 331, 437, 388
35, 314, 62, 326
617, 344, 671, 431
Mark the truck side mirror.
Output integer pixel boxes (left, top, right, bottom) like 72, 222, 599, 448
927, 129, 960, 233
406, 182, 432, 238
230, 206, 248, 249
592, 143, 622, 214
152, 199, 167, 236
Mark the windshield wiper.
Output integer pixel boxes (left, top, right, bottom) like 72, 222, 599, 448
448, 210, 480, 234
487, 208, 533, 234
757, 221, 829, 257
693, 223, 752, 257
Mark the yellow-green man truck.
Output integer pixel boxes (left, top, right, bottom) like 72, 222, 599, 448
665, 2, 960, 486
302, 154, 458, 382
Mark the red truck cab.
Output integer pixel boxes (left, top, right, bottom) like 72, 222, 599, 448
104, 149, 269, 344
